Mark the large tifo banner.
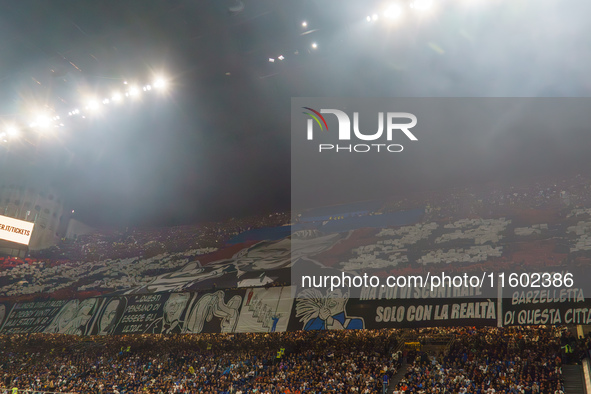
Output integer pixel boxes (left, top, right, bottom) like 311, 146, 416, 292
0, 285, 499, 335
0, 214, 34, 245
3, 285, 591, 335
0, 288, 295, 335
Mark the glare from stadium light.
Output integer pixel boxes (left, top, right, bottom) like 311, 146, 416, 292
269, 58, 275, 63
35, 114, 52, 129
372, 14, 378, 21
128, 86, 140, 97
153, 78, 167, 90
86, 100, 100, 111
367, 16, 372, 22
384, 4, 402, 19
146, 85, 152, 91
410, 0, 433, 11
302, 21, 307, 28
103, 98, 110, 104
6, 125, 19, 137
112, 92, 122, 102
278, 55, 285, 60
311, 42, 318, 49
123, 81, 128, 85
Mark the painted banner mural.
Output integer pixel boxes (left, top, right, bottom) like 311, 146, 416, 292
2, 287, 591, 335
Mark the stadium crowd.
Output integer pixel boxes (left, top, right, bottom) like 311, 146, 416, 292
0, 329, 399, 394
1, 326, 590, 393
393, 326, 585, 394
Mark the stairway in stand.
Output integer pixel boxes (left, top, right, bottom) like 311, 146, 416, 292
386, 361, 408, 394
563, 365, 585, 394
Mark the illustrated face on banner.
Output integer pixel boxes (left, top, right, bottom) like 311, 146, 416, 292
78, 298, 97, 326
295, 288, 364, 331
219, 295, 242, 333
325, 289, 348, 317
183, 291, 242, 334
44, 300, 79, 333
100, 299, 120, 334
164, 293, 190, 323
60, 301, 78, 326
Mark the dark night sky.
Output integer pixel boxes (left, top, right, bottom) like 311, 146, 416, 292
0, 0, 591, 226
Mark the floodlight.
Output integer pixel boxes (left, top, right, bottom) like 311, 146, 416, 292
87, 100, 99, 111
278, 55, 285, 60
269, 58, 275, 62
35, 114, 52, 129
311, 42, 318, 49
153, 78, 167, 89
6, 126, 19, 137
6, 125, 18, 137
302, 21, 307, 28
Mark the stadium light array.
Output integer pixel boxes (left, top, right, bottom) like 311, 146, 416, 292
302, 21, 307, 28
0, 75, 170, 146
